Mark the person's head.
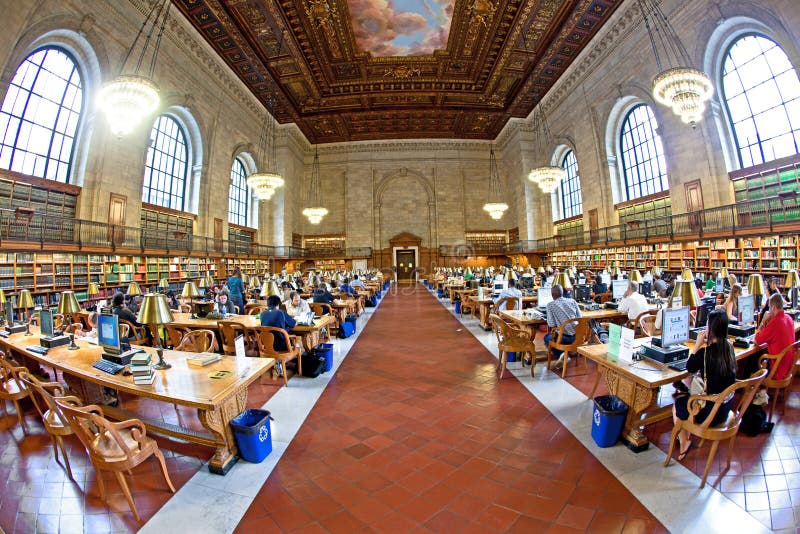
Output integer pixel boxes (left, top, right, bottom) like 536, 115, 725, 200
111, 292, 125, 307
769, 292, 783, 312
654, 272, 661, 281
232, 266, 241, 278
629, 281, 639, 294
769, 277, 779, 291
706, 308, 729, 343
343, 278, 350, 285
281, 281, 291, 290
353, 275, 359, 280
217, 292, 228, 305
166, 290, 176, 299
508, 279, 516, 288
730, 283, 742, 299
318, 282, 327, 291
87, 311, 98, 329
551, 284, 563, 300
267, 295, 281, 308
290, 291, 301, 305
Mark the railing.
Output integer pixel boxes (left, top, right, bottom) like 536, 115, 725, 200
0, 208, 371, 259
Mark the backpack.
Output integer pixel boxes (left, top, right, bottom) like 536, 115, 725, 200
740, 403, 774, 436
294, 352, 325, 378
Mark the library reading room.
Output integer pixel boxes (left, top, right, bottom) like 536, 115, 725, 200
0, 0, 799, 532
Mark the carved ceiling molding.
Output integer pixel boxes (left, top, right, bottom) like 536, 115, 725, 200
316, 139, 490, 156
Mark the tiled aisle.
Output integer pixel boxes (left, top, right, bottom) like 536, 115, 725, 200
236, 285, 665, 533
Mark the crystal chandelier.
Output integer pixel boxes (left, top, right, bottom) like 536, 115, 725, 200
97, 0, 171, 137
639, 0, 713, 127
527, 104, 564, 194
247, 101, 284, 201
302, 148, 328, 224
482, 146, 508, 220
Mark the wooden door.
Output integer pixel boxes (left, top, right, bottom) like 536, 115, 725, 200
685, 180, 704, 231
396, 250, 416, 281
108, 194, 126, 246
589, 209, 599, 243
214, 218, 223, 252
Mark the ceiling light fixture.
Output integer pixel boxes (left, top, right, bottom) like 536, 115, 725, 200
247, 99, 284, 201
97, 0, 170, 137
639, 0, 713, 127
303, 147, 328, 225
483, 145, 508, 220
527, 104, 564, 194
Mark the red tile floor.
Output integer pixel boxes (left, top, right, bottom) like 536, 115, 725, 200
235, 286, 665, 533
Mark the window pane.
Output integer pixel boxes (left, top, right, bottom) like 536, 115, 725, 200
0, 47, 83, 183
142, 115, 188, 210
722, 34, 800, 166
619, 104, 669, 201
228, 158, 250, 227
559, 150, 582, 219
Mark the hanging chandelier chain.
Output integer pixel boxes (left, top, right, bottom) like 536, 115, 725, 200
121, 0, 171, 77
308, 148, 323, 206
639, 0, 692, 72
488, 146, 503, 202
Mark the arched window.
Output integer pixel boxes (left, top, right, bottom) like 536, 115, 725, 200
0, 47, 83, 183
721, 34, 800, 168
560, 150, 582, 219
142, 115, 188, 210
229, 158, 251, 227
620, 104, 668, 200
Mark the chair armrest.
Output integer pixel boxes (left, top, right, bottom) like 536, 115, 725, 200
112, 418, 148, 443
56, 395, 83, 406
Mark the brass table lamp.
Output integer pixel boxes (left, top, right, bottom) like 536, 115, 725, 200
671, 280, 699, 308
629, 270, 643, 284
57, 291, 82, 350
137, 293, 174, 370
127, 281, 142, 296
747, 274, 766, 309
0, 288, 6, 325
159, 278, 169, 292
719, 267, 729, 279
198, 276, 207, 290
88, 282, 100, 309
553, 272, 573, 290
182, 281, 201, 318
681, 267, 694, 281
785, 270, 800, 309
17, 289, 34, 335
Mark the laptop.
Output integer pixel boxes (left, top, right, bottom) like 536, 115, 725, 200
295, 311, 315, 326
536, 287, 552, 314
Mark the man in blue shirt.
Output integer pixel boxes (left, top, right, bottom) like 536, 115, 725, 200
260, 295, 296, 353
340, 278, 357, 296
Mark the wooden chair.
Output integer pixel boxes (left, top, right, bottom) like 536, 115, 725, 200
546, 317, 594, 379
254, 326, 302, 386
639, 313, 660, 337
18, 371, 79, 480
218, 320, 246, 355
243, 303, 266, 315
0, 352, 31, 432
501, 296, 519, 311
595, 292, 612, 304
179, 304, 192, 313
310, 303, 336, 336
664, 368, 768, 488
118, 322, 131, 340
460, 291, 477, 318
165, 324, 190, 349
628, 310, 657, 336
176, 329, 219, 353
119, 319, 149, 346
758, 340, 800, 422
55, 399, 175, 521
490, 314, 536, 379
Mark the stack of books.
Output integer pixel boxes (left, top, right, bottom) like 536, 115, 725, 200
186, 352, 222, 367
130, 352, 155, 385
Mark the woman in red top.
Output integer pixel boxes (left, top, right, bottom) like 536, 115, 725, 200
755, 293, 796, 380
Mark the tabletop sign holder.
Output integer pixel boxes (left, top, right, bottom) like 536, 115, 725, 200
608, 324, 635, 362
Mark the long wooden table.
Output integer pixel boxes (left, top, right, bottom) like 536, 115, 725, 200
472, 296, 538, 330
578, 337, 768, 452
0, 328, 272, 474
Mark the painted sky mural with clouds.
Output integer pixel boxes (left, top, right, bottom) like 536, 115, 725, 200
347, 0, 454, 56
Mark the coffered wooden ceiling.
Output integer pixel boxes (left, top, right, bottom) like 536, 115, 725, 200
173, 0, 624, 143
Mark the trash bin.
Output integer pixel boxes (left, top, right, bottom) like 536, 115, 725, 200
315, 343, 334, 372
454, 301, 461, 314
506, 351, 516, 363
230, 409, 273, 462
437, 288, 444, 298
591, 395, 628, 448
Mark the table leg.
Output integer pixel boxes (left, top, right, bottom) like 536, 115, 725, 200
300, 331, 319, 352
198, 387, 248, 475
603, 367, 659, 452
480, 304, 491, 331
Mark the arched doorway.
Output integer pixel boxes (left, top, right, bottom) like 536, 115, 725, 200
389, 232, 421, 283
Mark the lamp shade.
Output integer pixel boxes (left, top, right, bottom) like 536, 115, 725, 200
509, 270, 518, 282
263, 280, 281, 297
137, 293, 175, 325
127, 282, 142, 296
719, 267, 729, 279
17, 289, 34, 309
672, 280, 699, 308
747, 274, 766, 296
785, 270, 800, 289
88, 283, 100, 296
553, 273, 573, 290
159, 278, 169, 290
537, 266, 545, 274
610, 266, 621, 277
250, 276, 260, 288
629, 270, 643, 283
198, 276, 208, 289
182, 281, 200, 298
57, 291, 81, 315
205, 275, 215, 287
681, 267, 694, 281
0, 288, 5, 304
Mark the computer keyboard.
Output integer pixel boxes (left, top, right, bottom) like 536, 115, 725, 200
668, 359, 689, 372
26, 345, 48, 355
92, 359, 125, 375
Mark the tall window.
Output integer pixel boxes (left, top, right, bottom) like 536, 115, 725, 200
722, 34, 800, 168
142, 115, 188, 210
559, 150, 582, 219
620, 104, 668, 200
0, 47, 83, 183
229, 158, 250, 227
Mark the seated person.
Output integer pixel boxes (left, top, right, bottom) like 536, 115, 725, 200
76, 311, 98, 339
493, 279, 523, 311
260, 295, 296, 352
761, 277, 788, 315
719, 283, 742, 321
591, 277, 608, 300
350, 275, 366, 289
754, 293, 796, 380
545, 284, 582, 369
166, 290, 181, 310
280, 281, 293, 303
285, 291, 311, 317
618, 281, 649, 321
112, 292, 141, 326
653, 273, 668, 298
671, 309, 737, 461
313, 283, 336, 304
339, 278, 357, 296
215, 290, 237, 315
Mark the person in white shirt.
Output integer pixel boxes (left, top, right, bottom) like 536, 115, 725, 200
618, 281, 650, 321
284, 291, 311, 317
494, 279, 523, 311
350, 275, 366, 289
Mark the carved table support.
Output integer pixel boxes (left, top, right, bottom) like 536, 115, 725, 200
198, 387, 248, 474
604, 367, 663, 452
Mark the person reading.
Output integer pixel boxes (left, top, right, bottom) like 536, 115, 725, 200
720, 283, 742, 321
350, 275, 366, 289
313, 283, 336, 304
493, 279, 523, 311
285, 291, 311, 317
260, 295, 296, 352
216, 290, 237, 315
618, 281, 649, 321
545, 284, 582, 370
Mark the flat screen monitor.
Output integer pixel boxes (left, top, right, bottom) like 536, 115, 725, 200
537, 287, 553, 308
612, 279, 628, 301
792, 287, 798, 310
738, 294, 755, 325
575, 285, 591, 303
5, 300, 13, 323
39, 309, 54, 337
97, 313, 121, 355
715, 278, 723, 293
600, 273, 611, 286
492, 280, 507, 297
661, 306, 690, 347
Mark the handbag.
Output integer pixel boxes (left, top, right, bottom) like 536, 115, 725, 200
689, 351, 707, 408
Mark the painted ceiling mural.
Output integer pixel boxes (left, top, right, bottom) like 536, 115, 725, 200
173, 0, 625, 142
347, 0, 454, 56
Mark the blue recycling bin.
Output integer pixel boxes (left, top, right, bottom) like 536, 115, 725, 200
454, 301, 461, 314
315, 343, 334, 372
506, 351, 517, 363
591, 395, 628, 448
230, 409, 273, 462
437, 288, 444, 298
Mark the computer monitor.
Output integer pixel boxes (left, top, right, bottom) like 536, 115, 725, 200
544, 276, 554, 287
521, 275, 535, 290
600, 273, 611, 286
695, 297, 717, 328
537, 287, 553, 308
715, 278, 723, 293
5, 300, 14, 323
575, 284, 591, 303
612, 279, 628, 301
661, 306, 690, 347
738, 294, 755, 325
792, 287, 798, 310
491, 280, 507, 297
97, 313, 121, 355
39, 309, 54, 337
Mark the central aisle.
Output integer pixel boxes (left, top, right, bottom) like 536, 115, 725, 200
235, 285, 664, 532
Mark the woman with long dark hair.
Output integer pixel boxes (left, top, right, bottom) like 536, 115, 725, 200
672, 308, 737, 460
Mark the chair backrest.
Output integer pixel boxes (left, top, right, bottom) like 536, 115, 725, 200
119, 319, 145, 341
310, 302, 332, 316
165, 324, 190, 348
760, 339, 800, 384
55, 399, 139, 462
254, 326, 294, 357
0, 353, 28, 396
245, 304, 266, 315
552, 317, 593, 349
594, 292, 612, 304
218, 321, 246, 355
689, 368, 768, 432
118, 322, 131, 340
489, 314, 533, 352
629, 310, 657, 334
504, 297, 519, 311
639, 314, 660, 337
176, 329, 219, 353
18, 371, 70, 427
180, 304, 192, 313
689, 309, 697, 327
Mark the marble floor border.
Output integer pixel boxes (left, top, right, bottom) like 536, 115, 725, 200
140, 287, 389, 533
429, 286, 769, 534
